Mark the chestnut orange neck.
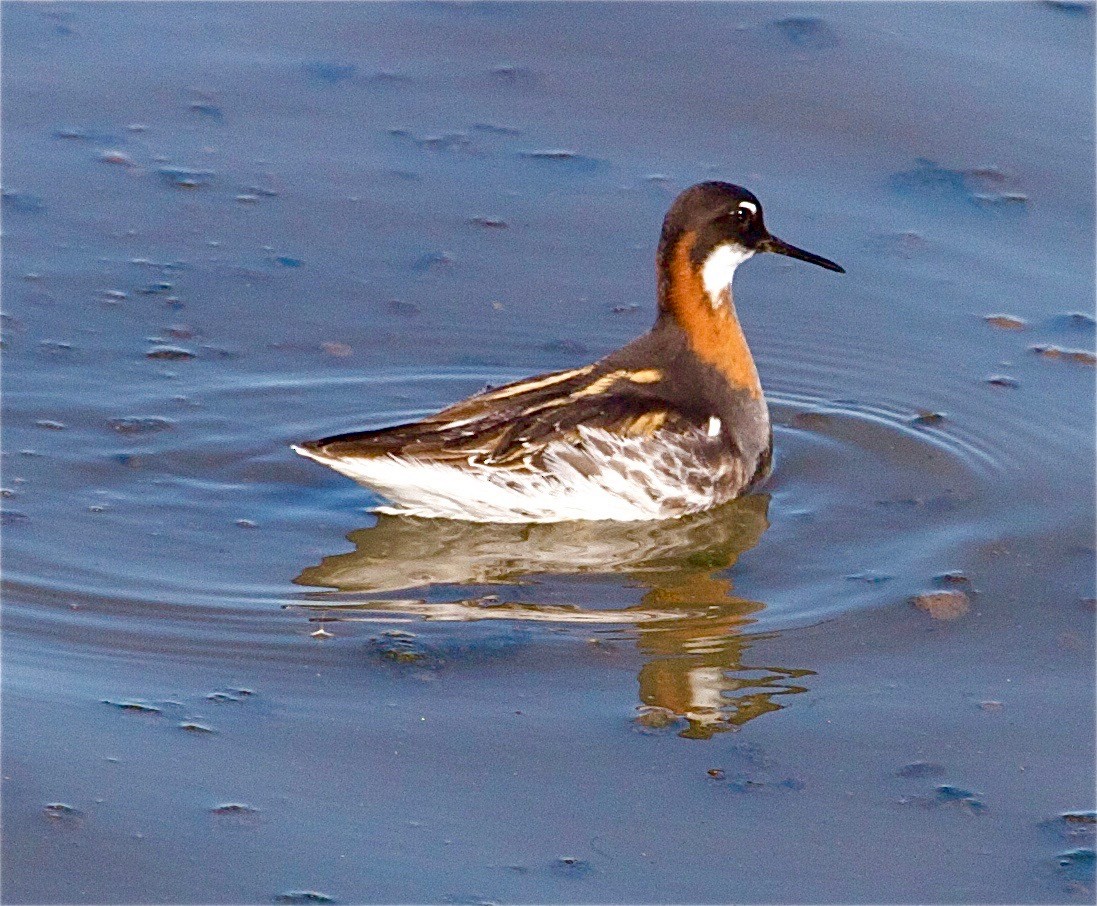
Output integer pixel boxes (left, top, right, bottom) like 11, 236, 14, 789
656, 232, 763, 400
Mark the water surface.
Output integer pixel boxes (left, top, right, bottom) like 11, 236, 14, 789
3, 3, 1095, 903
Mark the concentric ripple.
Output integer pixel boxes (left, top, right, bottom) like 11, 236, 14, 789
2, 362, 1006, 664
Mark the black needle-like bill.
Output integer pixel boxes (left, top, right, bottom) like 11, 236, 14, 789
761, 235, 845, 273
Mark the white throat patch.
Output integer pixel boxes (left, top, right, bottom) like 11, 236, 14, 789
701, 244, 753, 308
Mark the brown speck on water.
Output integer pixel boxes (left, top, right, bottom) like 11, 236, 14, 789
911, 589, 971, 621
910, 411, 946, 427
99, 149, 136, 168
469, 216, 507, 228
983, 313, 1028, 330
1030, 344, 1097, 366
984, 374, 1019, 388
707, 768, 726, 780
321, 341, 352, 358
178, 721, 215, 733
934, 570, 972, 586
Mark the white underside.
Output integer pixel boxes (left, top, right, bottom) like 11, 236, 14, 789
294, 426, 742, 523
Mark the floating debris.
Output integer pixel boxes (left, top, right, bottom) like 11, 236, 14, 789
38, 339, 74, 355
612, 303, 642, 314
211, 802, 259, 816
551, 857, 593, 879
846, 570, 893, 584
178, 721, 215, 733
388, 128, 471, 152
146, 345, 195, 360
978, 700, 1003, 712
107, 416, 173, 434
897, 761, 946, 779
984, 374, 1019, 388
54, 126, 116, 143
972, 191, 1028, 208
912, 590, 970, 621
102, 699, 162, 714
935, 784, 987, 813
934, 570, 972, 587
157, 167, 214, 189
369, 632, 433, 665
1057, 847, 1096, 870
469, 216, 507, 229
909, 410, 946, 427
189, 102, 224, 121
633, 705, 686, 733
235, 519, 258, 529
983, 313, 1028, 331
707, 768, 726, 780
520, 148, 579, 160
1043, 811, 1097, 843
491, 64, 535, 84
1030, 344, 1096, 366
44, 802, 82, 821
99, 150, 137, 169
35, 419, 66, 430
274, 892, 336, 905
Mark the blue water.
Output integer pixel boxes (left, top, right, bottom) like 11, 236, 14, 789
3, 3, 1094, 902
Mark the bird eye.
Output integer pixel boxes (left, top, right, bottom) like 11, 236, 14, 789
734, 207, 750, 221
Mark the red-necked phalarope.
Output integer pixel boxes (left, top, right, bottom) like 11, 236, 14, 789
294, 181, 844, 522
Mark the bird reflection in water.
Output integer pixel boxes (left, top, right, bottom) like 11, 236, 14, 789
292, 494, 812, 738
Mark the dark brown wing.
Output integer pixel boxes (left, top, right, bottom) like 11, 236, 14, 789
301, 364, 703, 469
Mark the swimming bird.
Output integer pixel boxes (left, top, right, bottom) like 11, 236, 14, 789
294, 181, 843, 522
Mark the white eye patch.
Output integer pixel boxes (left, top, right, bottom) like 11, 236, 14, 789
701, 243, 754, 307
737, 201, 758, 214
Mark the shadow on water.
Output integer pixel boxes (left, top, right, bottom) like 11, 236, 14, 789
292, 494, 813, 739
